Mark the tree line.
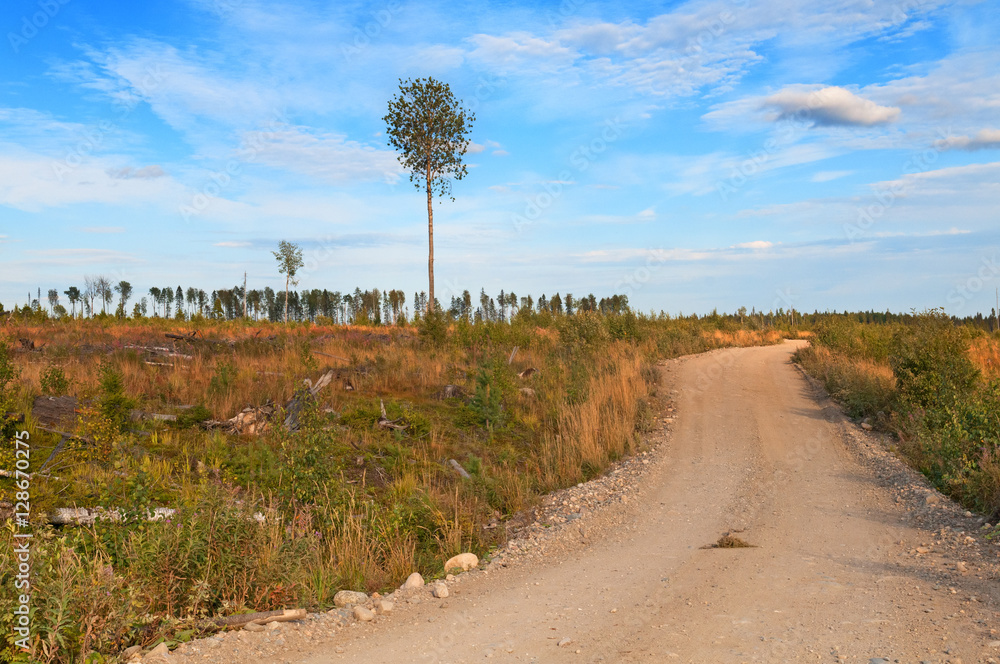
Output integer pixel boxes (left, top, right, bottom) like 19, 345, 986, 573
7, 278, 631, 326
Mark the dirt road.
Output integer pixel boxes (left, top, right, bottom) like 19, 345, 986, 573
221, 341, 1000, 663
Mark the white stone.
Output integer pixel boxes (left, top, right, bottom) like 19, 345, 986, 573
403, 572, 425, 589
432, 583, 449, 598
334, 590, 369, 607
444, 552, 479, 572
353, 605, 375, 622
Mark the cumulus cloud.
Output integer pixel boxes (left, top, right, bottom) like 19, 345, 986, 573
935, 128, 1000, 151
763, 86, 900, 127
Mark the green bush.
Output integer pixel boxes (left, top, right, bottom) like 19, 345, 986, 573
40, 365, 71, 396
97, 363, 135, 434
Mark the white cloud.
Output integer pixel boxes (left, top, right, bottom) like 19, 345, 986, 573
762, 86, 900, 127
935, 128, 1000, 151
733, 241, 774, 250
467, 141, 486, 154
811, 170, 852, 182
0, 153, 186, 212
80, 226, 125, 234
23, 248, 142, 264
214, 241, 251, 248
107, 165, 166, 179
250, 126, 403, 184
492, 149, 510, 156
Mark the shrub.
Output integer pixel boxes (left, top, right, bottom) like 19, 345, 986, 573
97, 363, 135, 434
40, 365, 72, 396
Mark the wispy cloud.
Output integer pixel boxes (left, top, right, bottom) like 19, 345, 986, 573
811, 170, 852, 182
80, 226, 126, 234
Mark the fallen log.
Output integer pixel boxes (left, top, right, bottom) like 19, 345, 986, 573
48, 506, 177, 526
206, 608, 307, 629
448, 459, 471, 479
313, 351, 350, 362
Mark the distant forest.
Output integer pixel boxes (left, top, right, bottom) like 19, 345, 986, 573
4, 280, 998, 334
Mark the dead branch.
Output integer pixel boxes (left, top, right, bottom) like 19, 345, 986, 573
376, 399, 408, 431
448, 459, 471, 479
313, 351, 350, 362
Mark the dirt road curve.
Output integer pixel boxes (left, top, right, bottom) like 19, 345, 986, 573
297, 341, 999, 663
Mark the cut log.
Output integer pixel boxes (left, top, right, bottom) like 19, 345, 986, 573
32, 395, 79, 428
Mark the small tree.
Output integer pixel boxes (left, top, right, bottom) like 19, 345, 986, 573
384, 77, 474, 314
115, 281, 133, 318
272, 240, 304, 323
47, 289, 59, 312
64, 286, 80, 317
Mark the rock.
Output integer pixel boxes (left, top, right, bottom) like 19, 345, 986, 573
957, 561, 968, 574
988, 640, 1000, 648
122, 645, 143, 660
266, 621, 283, 631
203, 639, 221, 650
334, 590, 369, 607
869, 659, 889, 664
432, 583, 449, 598
144, 643, 170, 661
121, 646, 142, 662
377, 600, 394, 614
353, 605, 375, 622
558, 637, 572, 647
243, 622, 265, 632
403, 572, 425, 589
519, 387, 536, 398
965, 511, 974, 517
925, 494, 940, 505
861, 422, 873, 431
444, 553, 479, 572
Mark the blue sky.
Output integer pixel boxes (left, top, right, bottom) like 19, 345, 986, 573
2, 0, 999, 316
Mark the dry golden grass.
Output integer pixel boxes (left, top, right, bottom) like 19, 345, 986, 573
969, 336, 1000, 379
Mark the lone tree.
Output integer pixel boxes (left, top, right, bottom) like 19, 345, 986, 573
64, 286, 80, 318
272, 240, 304, 323
115, 281, 133, 319
384, 77, 474, 314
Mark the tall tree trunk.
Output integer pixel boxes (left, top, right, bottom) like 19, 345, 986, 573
284, 274, 289, 323
426, 159, 434, 314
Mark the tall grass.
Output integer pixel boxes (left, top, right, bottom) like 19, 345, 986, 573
795, 312, 1000, 513
1, 312, 796, 662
